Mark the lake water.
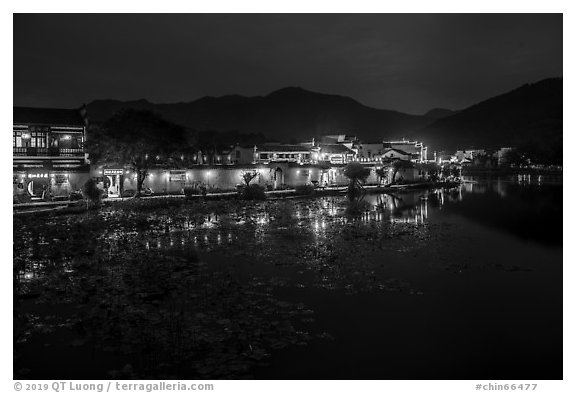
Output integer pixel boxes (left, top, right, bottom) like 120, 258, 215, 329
14, 174, 563, 379
256, 174, 563, 379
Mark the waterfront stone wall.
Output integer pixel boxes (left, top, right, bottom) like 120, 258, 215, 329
116, 164, 352, 193
88, 163, 435, 196
13, 162, 431, 201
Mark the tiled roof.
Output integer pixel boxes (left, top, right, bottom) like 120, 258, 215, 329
384, 148, 412, 156
14, 107, 85, 127
319, 144, 355, 154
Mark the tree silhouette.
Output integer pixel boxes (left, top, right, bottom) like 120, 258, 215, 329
343, 162, 370, 202
88, 109, 190, 196
389, 159, 414, 184
375, 167, 388, 184
241, 170, 259, 186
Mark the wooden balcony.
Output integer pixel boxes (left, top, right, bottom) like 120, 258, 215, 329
13, 147, 85, 157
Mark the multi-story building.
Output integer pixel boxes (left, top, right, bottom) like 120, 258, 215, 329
13, 106, 90, 202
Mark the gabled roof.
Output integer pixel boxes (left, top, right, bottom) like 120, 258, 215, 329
384, 148, 412, 156
14, 107, 85, 127
319, 144, 355, 154
383, 141, 422, 154
321, 134, 357, 142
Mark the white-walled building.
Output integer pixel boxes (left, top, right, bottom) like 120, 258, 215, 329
254, 144, 313, 164
383, 140, 428, 162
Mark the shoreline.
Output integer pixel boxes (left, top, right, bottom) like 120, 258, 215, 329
13, 181, 462, 215
462, 167, 563, 176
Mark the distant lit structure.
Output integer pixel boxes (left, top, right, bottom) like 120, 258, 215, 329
319, 134, 359, 151
382, 148, 412, 161
357, 142, 384, 163
315, 144, 356, 164
496, 147, 513, 166
433, 151, 453, 165
254, 144, 313, 164
383, 139, 428, 163
223, 144, 256, 165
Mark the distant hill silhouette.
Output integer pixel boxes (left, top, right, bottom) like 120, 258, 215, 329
424, 108, 458, 119
420, 78, 562, 154
86, 79, 562, 159
87, 87, 433, 144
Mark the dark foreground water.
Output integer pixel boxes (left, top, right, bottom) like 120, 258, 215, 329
13, 174, 562, 379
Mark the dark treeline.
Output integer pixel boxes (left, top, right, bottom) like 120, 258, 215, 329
86, 109, 270, 195
192, 129, 270, 153
87, 109, 270, 159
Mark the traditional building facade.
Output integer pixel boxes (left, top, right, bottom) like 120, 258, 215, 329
13, 107, 90, 202
319, 134, 359, 150
357, 142, 384, 163
254, 144, 313, 164
316, 144, 356, 164
433, 151, 453, 165
383, 140, 428, 163
223, 144, 256, 165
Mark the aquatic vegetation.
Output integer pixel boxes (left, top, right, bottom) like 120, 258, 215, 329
13, 192, 486, 378
241, 184, 266, 200
344, 200, 371, 216
294, 184, 315, 196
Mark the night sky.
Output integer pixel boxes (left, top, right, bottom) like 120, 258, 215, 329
13, 14, 562, 114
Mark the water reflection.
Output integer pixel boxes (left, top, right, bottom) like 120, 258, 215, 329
15, 174, 562, 286
13, 174, 563, 380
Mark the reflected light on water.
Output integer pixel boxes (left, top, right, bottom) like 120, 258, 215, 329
256, 215, 269, 226
18, 176, 561, 290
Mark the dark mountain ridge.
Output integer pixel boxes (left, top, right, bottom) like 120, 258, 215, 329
86, 78, 562, 159
421, 78, 562, 153
87, 87, 433, 143
424, 108, 458, 119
